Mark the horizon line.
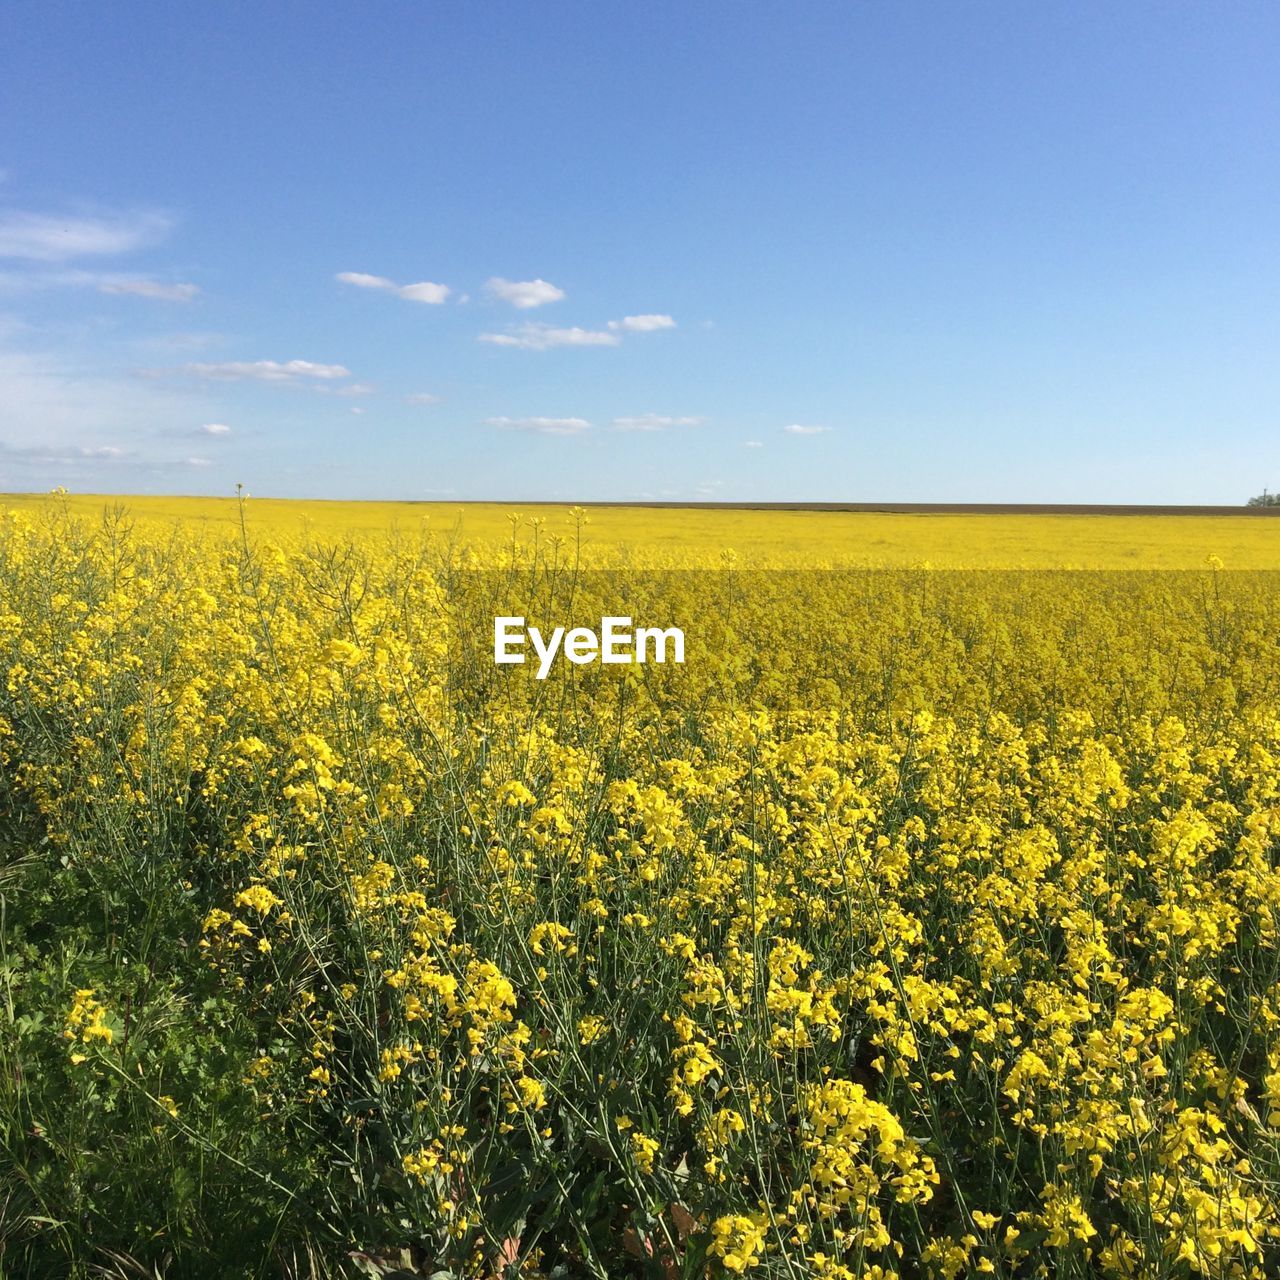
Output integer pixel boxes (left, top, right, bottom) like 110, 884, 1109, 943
5, 493, 1280, 517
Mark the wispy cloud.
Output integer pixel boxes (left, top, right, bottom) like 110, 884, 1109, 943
100, 279, 200, 302
337, 271, 394, 289
607, 314, 676, 333
132, 330, 226, 354
179, 359, 352, 382
486, 277, 565, 309
0, 210, 171, 261
743, 440, 764, 448
485, 415, 591, 435
0, 436, 220, 477
336, 271, 450, 304
1, 339, 190, 459
0, 440, 131, 463
0, 332, 231, 486
0, 269, 202, 301
782, 423, 829, 436
479, 324, 619, 351
612, 414, 705, 431
405, 392, 442, 405
199, 422, 232, 436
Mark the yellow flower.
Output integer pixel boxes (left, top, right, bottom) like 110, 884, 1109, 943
234, 884, 282, 914
63, 988, 113, 1045
630, 1130, 660, 1174
577, 1014, 609, 1046
514, 1075, 548, 1111
708, 1213, 768, 1273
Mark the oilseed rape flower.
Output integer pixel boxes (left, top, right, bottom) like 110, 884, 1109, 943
709, 1212, 770, 1272
630, 1130, 660, 1174
234, 884, 282, 915
577, 1014, 609, 1046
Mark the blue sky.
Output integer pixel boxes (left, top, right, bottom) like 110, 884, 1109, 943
1, 1, 1277, 502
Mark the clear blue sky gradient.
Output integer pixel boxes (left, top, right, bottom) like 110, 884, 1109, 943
2, 2, 1277, 501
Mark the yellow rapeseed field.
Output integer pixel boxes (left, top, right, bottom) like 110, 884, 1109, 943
3, 490, 1280, 567
2, 493, 1280, 1279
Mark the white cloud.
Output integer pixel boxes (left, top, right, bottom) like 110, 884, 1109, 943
485, 415, 591, 435
199, 422, 232, 436
332, 382, 376, 397
612, 414, 706, 431
744, 440, 764, 448
336, 271, 395, 290
486, 277, 566, 309
181, 359, 351, 382
185, 456, 211, 467
608, 314, 676, 332
0, 210, 170, 261
99, 279, 200, 302
479, 323, 619, 351
782, 423, 829, 436
336, 271, 449, 304
405, 392, 442, 405
397, 281, 450, 304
